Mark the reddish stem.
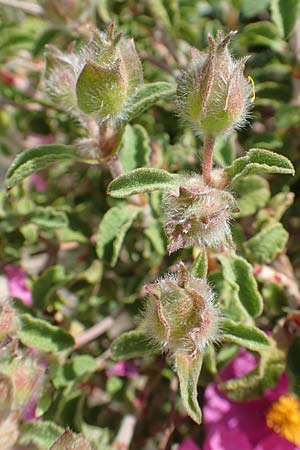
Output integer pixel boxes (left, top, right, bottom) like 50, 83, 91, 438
202, 135, 215, 185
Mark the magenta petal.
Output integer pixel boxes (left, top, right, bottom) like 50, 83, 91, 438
254, 432, 299, 450
29, 173, 47, 192
5, 265, 32, 306
106, 361, 138, 378
178, 437, 201, 450
204, 425, 253, 450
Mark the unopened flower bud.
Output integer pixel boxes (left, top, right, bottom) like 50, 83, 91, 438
162, 174, 236, 253
144, 263, 220, 355
44, 25, 143, 124
50, 429, 92, 450
4, 357, 44, 412
0, 300, 19, 342
177, 31, 252, 136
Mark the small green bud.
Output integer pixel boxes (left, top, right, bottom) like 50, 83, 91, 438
144, 263, 220, 356
44, 25, 143, 124
177, 31, 252, 136
50, 429, 92, 450
162, 173, 236, 253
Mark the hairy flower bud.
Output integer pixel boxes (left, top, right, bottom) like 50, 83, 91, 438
44, 25, 143, 124
177, 31, 252, 136
3, 357, 44, 412
144, 263, 220, 355
162, 174, 236, 253
0, 300, 18, 342
50, 429, 92, 450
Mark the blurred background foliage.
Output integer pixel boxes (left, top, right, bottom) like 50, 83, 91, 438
0, 1, 300, 449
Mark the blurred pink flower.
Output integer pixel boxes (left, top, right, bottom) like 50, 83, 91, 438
4, 265, 32, 306
179, 437, 201, 450
106, 361, 138, 378
203, 349, 300, 450
29, 173, 47, 192
23, 133, 55, 149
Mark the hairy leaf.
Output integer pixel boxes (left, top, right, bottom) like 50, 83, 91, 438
175, 350, 203, 424
226, 148, 294, 182
96, 204, 141, 266
111, 331, 158, 360
219, 253, 263, 317
107, 168, 184, 198
19, 421, 64, 450
222, 319, 270, 352
5, 145, 78, 188
243, 222, 288, 263
125, 82, 175, 122
232, 175, 270, 217
119, 124, 151, 172
190, 249, 208, 278
18, 314, 74, 352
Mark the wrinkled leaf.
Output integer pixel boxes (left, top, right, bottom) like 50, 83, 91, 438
5, 145, 78, 188
108, 168, 184, 198
232, 175, 270, 217
28, 206, 69, 229
222, 319, 270, 352
19, 421, 64, 450
96, 204, 141, 266
219, 253, 263, 318
119, 124, 151, 172
175, 350, 203, 424
243, 222, 288, 264
226, 148, 294, 182
18, 314, 74, 352
125, 82, 176, 122
111, 331, 158, 360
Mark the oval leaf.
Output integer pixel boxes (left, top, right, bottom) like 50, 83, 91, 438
222, 319, 270, 352
125, 82, 176, 122
111, 331, 158, 360
18, 314, 75, 352
218, 253, 263, 318
226, 148, 294, 182
243, 222, 288, 264
96, 204, 141, 266
175, 350, 203, 424
5, 145, 78, 189
107, 168, 184, 198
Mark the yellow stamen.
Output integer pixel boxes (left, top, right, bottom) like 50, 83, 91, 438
247, 75, 255, 103
266, 395, 300, 445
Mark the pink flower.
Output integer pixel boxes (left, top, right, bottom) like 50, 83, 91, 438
179, 437, 201, 450
106, 361, 138, 378
29, 173, 47, 192
203, 349, 300, 450
4, 265, 32, 306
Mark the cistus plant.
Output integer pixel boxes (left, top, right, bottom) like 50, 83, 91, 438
1, 1, 300, 448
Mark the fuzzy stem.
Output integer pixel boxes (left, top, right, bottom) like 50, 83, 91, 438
74, 317, 114, 349
202, 135, 215, 185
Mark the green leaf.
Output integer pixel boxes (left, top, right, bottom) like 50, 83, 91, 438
226, 148, 294, 182
53, 355, 97, 389
124, 82, 176, 122
232, 175, 270, 218
119, 124, 151, 172
111, 330, 158, 360
243, 222, 288, 264
213, 135, 236, 167
144, 222, 166, 256
107, 168, 184, 198
190, 250, 208, 278
220, 345, 284, 400
241, 0, 270, 18
218, 253, 263, 318
175, 350, 203, 424
32, 265, 68, 307
222, 319, 270, 352
96, 204, 141, 266
271, 0, 300, 37
5, 145, 78, 189
19, 421, 64, 450
28, 206, 69, 229
18, 314, 74, 352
